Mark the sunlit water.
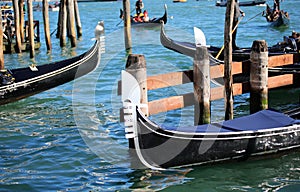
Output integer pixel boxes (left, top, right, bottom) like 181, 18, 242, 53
1, 0, 300, 191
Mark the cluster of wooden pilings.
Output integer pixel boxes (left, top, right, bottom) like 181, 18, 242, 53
0, 0, 82, 70
56, 0, 82, 47
119, 40, 300, 125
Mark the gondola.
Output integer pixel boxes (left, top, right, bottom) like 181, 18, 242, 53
216, 0, 266, 7
0, 22, 104, 106
160, 22, 222, 65
263, 4, 290, 27
267, 11, 290, 27
121, 70, 300, 169
160, 22, 297, 61
119, 4, 167, 27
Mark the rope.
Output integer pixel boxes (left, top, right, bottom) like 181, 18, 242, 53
50, 28, 57, 36
216, 16, 244, 59
242, 11, 263, 24
116, 8, 136, 27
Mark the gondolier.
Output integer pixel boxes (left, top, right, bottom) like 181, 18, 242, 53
273, 0, 280, 11
232, 0, 245, 50
135, 0, 144, 16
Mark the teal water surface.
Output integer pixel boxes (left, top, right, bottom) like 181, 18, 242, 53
1, 0, 300, 191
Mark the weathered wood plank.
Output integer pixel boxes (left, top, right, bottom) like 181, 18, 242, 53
210, 61, 244, 79
268, 74, 294, 88
210, 83, 244, 101
268, 54, 300, 67
148, 93, 194, 115
147, 70, 193, 90
148, 83, 245, 115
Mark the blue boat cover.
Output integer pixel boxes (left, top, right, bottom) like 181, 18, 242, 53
221, 109, 298, 131
164, 109, 300, 133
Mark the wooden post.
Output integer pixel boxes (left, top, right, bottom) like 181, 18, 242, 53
56, 0, 62, 38
12, 0, 22, 53
27, 0, 35, 58
194, 46, 211, 125
19, 0, 25, 42
125, 54, 148, 116
43, 0, 52, 52
123, 0, 132, 54
60, 0, 67, 47
73, 0, 82, 38
67, 0, 76, 47
224, 0, 235, 120
0, 9, 4, 70
250, 40, 268, 113
292, 54, 300, 88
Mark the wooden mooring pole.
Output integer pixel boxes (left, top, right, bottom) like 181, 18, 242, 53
194, 46, 211, 125
12, 0, 22, 53
125, 54, 148, 116
224, 0, 235, 120
56, 1, 62, 38
59, 0, 67, 47
123, 0, 132, 54
43, 0, 52, 52
67, 0, 76, 47
19, 0, 25, 42
250, 40, 268, 113
27, 0, 35, 58
74, 0, 82, 38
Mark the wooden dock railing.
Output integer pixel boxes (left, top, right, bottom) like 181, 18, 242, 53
119, 40, 300, 125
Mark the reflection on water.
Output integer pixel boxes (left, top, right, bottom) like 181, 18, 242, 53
128, 169, 193, 191
162, 152, 300, 192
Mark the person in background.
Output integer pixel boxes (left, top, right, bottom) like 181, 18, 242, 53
143, 10, 149, 22
290, 31, 299, 39
232, 0, 245, 50
274, 31, 300, 52
133, 15, 143, 23
273, 0, 280, 11
135, 0, 144, 16
291, 31, 300, 51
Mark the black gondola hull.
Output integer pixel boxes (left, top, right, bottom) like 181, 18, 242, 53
160, 22, 297, 62
0, 41, 101, 105
129, 107, 300, 169
269, 13, 290, 27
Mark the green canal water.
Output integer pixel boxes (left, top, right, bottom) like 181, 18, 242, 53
1, 0, 300, 191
